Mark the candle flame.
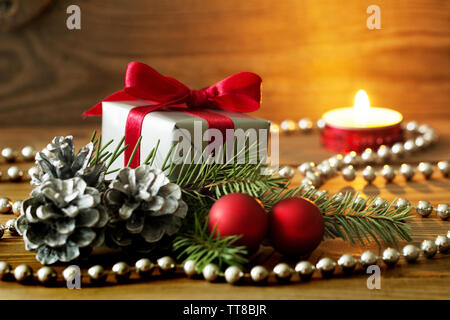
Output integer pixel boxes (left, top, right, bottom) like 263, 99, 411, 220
353, 90, 370, 126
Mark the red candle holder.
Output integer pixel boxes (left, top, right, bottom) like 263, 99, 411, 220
321, 122, 404, 154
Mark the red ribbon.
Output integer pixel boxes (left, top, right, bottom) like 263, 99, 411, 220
84, 62, 262, 168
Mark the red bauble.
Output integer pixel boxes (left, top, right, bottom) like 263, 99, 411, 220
269, 197, 324, 256
208, 193, 268, 252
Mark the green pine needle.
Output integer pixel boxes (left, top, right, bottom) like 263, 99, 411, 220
305, 190, 413, 246
173, 211, 248, 274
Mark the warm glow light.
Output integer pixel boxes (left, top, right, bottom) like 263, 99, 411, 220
321, 90, 402, 129
353, 90, 370, 126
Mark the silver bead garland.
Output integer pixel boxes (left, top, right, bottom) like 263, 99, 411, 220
0, 228, 447, 286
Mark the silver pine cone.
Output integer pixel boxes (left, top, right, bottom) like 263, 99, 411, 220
32, 136, 105, 189
104, 166, 187, 252
15, 177, 108, 265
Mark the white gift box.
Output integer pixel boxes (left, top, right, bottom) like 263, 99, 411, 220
101, 100, 271, 179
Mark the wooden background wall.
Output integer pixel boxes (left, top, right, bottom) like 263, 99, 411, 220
0, 0, 449, 127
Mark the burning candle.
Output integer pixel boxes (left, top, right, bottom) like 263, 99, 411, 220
321, 90, 404, 153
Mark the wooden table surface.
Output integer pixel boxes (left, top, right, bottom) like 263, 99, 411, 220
0, 122, 448, 300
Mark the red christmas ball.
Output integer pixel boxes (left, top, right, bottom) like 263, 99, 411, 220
208, 193, 268, 252
269, 197, 324, 256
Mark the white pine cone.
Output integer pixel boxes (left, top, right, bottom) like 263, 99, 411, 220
104, 166, 187, 251
32, 136, 105, 188
15, 177, 108, 265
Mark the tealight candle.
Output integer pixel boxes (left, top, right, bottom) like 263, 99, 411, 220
321, 90, 404, 153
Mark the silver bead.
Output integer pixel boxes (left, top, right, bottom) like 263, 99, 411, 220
7, 166, 23, 182
435, 235, 450, 254
417, 162, 433, 179
415, 136, 426, 149
328, 154, 344, 170
416, 201, 433, 218
157, 256, 176, 275
437, 160, 449, 177
376, 145, 391, 163
343, 151, 360, 167
394, 198, 410, 210
405, 120, 419, 133
421, 240, 437, 258
402, 244, 420, 263
300, 181, 315, 193
352, 196, 366, 211
0, 197, 12, 213
360, 251, 377, 268
295, 261, 315, 281
298, 162, 315, 175
316, 119, 326, 130
14, 264, 33, 283
183, 260, 197, 278
63, 265, 80, 282
0, 225, 4, 239
37, 266, 57, 284
250, 265, 269, 283
372, 197, 387, 209
298, 118, 313, 133
318, 163, 336, 179
314, 190, 328, 202
0, 261, 12, 280
362, 165, 377, 183
436, 204, 449, 220
361, 148, 376, 164
382, 248, 400, 266
305, 171, 321, 187
337, 254, 357, 273
278, 166, 295, 179
331, 192, 344, 205
301, 178, 313, 188
1, 147, 17, 162
88, 265, 106, 282
418, 124, 432, 134
423, 130, 438, 145
11, 200, 22, 215
21, 146, 36, 161
224, 265, 243, 285
280, 120, 296, 133
342, 165, 356, 181
5, 218, 18, 235
202, 263, 220, 282
381, 165, 396, 183
273, 263, 292, 282
391, 142, 405, 157
27, 166, 40, 180
400, 164, 415, 181
316, 258, 336, 277
112, 262, 131, 281
403, 139, 416, 153
135, 258, 154, 277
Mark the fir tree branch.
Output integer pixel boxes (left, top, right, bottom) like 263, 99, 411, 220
173, 212, 248, 273
312, 191, 413, 246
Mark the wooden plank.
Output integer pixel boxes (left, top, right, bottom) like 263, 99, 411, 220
0, 0, 449, 126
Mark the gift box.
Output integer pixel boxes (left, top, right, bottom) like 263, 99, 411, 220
101, 100, 270, 178
84, 62, 270, 177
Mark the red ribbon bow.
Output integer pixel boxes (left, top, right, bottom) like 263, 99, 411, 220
84, 62, 262, 168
